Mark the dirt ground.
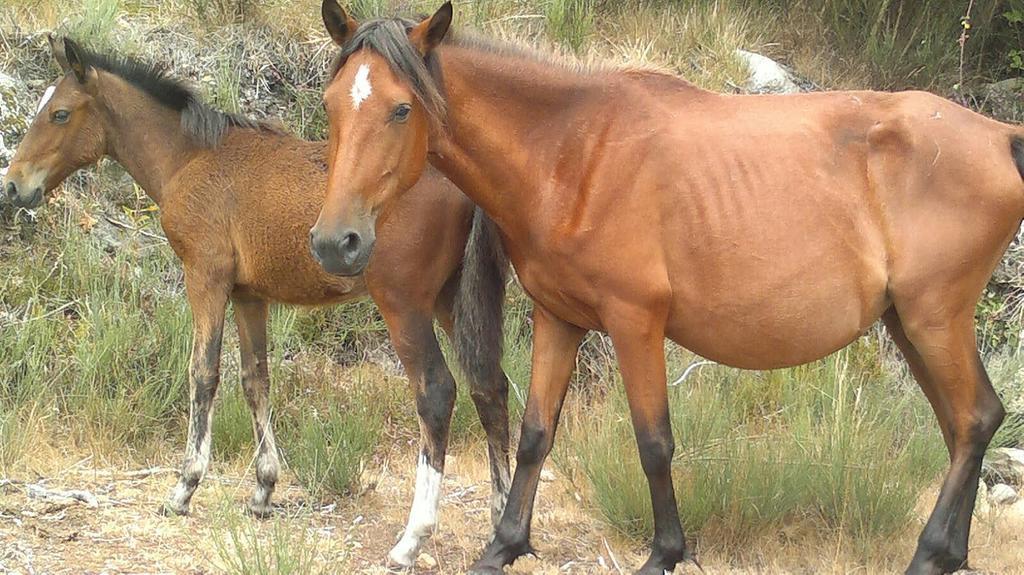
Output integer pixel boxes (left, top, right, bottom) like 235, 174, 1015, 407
2, 442, 1024, 575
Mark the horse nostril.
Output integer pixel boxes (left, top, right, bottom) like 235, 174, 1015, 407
5, 181, 15, 199
341, 231, 361, 254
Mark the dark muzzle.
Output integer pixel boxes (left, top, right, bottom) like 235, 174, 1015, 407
309, 227, 372, 276
4, 179, 43, 209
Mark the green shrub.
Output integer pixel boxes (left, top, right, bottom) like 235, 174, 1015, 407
281, 397, 382, 499
208, 499, 329, 575
557, 342, 946, 550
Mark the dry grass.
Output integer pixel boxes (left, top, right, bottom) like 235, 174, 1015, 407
3, 419, 1024, 574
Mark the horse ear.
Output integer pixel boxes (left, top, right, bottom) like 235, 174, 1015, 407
409, 1, 452, 55
63, 38, 91, 84
49, 34, 71, 72
322, 0, 358, 47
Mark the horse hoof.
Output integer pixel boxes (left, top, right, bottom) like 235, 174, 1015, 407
905, 557, 968, 575
466, 566, 504, 575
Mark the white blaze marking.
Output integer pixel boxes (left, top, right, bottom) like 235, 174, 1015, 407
36, 85, 55, 114
350, 64, 373, 110
388, 453, 442, 566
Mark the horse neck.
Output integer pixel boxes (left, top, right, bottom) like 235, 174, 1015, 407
429, 45, 602, 237
97, 73, 200, 206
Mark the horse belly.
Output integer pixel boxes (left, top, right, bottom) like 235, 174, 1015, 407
660, 171, 889, 370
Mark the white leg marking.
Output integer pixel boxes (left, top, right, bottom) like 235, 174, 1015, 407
388, 453, 443, 567
490, 461, 510, 528
167, 408, 214, 512
350, 64, 373, 111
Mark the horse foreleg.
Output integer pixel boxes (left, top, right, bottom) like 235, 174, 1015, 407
383, 309, 456, 567
469, 306, 584, 574
162, 272, 228, 516
233, 295, 279, 518
890, 305, 1005, 575
609, 310, 688, 575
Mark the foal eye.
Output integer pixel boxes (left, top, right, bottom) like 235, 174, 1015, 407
51, 110, 70, 124
391, 104, 412, 123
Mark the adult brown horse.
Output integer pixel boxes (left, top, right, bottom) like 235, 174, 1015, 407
312, 2, 1024, 574
4, 36, 511, 566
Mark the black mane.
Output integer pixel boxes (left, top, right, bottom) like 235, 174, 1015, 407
75, 43, 277, 147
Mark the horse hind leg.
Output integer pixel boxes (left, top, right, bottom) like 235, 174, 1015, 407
470, 306, 585, 574
470, 371, 512, 530
233, 295, 279, 518
437, 289, 512, 530
381, 307, 456, 567
885, 305, 1005, 575
161, 272, 229, 516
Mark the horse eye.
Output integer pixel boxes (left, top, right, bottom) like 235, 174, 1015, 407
392, 104, 412, 123
51, 110, 70, 124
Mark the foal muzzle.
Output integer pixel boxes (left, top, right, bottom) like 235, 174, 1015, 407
4, 178, 44, 209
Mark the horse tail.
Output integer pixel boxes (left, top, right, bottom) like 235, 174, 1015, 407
1012, 135, 1024, 183
453, 207, 509, 393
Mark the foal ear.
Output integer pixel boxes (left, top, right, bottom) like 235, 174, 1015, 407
409, 1, 452, 55
63, 38, 91, 84
322, 0, 358, 47
49, 34, 71, 72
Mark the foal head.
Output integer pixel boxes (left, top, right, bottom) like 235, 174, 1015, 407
309, 0, 452, 276
4, 37, 107, 209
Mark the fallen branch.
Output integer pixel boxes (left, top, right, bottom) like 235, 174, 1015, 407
25, 484, 98, 508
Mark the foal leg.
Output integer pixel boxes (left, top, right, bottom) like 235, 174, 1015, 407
232, 295, 280, 518
892, 306, 1005, 575
162, 274, 229, 516
470, 307, 585, 574
382, 308, 457, 567
609, 315, 687, 575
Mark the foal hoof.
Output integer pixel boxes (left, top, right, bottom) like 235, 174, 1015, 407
245, 501, 274, 519
157, 500, 189, 517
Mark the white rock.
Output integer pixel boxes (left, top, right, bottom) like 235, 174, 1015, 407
975, 481, 990, 516
989, 483, 1019, 506
1006, 498, 1024, 522
982, 447, 1024, 486
734, 49, 802, 94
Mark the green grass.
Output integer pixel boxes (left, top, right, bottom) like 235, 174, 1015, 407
545, 0, 594, 53
207, 498, 329, 575
281, 407, 381, 500
556, 340, 947, 551
212, 379, 257, 461
67, 0, 121, 48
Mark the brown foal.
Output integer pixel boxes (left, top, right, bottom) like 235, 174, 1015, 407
4, 36, 511, 566
314, 3, 1024, 574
